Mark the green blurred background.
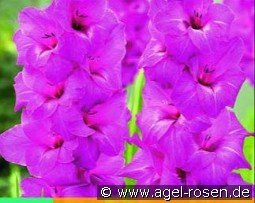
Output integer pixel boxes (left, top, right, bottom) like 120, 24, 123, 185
0, 0, 254, 197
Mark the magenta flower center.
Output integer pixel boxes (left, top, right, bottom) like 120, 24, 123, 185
190, 11, 203, 30
42, 33, 58, 50
162, 105, 181, 120
198, 66, 215, 86
203, 143, 218, 152
53, 86, 65, 99
72, 10, 89, 33
77, 168, 99, 184
77, 168, 90, 182
200, 134, 219, 152
83, 112, 92, 126
176, 168, 187, 184
87, 58, 107, 80
83, 111, 100, 132
168, 105, 181, 120
52, 135, 64, 149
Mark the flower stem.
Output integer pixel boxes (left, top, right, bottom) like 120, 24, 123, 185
125, 69, 145, 164
9, 164, 21, 197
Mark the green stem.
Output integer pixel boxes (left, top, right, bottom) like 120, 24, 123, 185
125, 69, 145, 164
9, 164, 21, 197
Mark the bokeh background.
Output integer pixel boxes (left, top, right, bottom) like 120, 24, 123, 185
0, 0, 254, 197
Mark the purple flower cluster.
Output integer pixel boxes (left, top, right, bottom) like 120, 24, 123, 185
0, 0, 254, 197
124, 0, 253, 185
0, 0, 130, 197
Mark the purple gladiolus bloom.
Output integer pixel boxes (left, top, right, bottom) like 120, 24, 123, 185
14, 6, 60, 66
52, 91, 130, 156
81, 23, 126, 90
140, 24, 197, 88
14, 69, 82, 118
21, 154, 125, 197
138, 80, 210, 144
52, 0, 108, 36
124, 129, 199, 185
0, 120, 78, 177
14, 6, 89, 67
152, 0, 234, 52
171, 38, 245, 118
184, 109, 250, 185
